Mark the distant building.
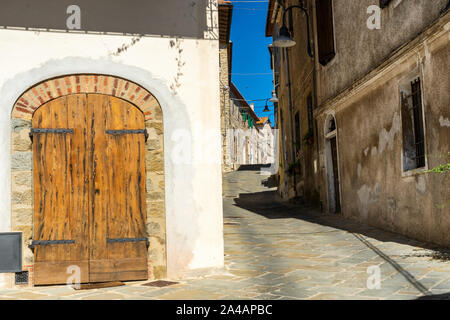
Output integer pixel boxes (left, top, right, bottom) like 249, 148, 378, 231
256, 117, 275, 165
219, 0, 274, 171
227, 83, 261, 169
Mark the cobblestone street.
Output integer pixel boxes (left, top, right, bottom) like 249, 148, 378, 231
1, 167, 449, 300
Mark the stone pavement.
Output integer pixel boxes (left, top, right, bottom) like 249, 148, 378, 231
1, 167, 449, 300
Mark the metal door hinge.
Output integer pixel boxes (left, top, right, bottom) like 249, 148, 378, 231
29, 128, 74, 142
28, 239, 75, 249
106, 129, 149, 142
107, 237, 149, 247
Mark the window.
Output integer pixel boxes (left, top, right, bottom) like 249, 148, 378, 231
295, 112, 301, 151
401, 78, 426, 171
280, 109, 288, 163
315, 0, 335, 66
307, 94, 314, 132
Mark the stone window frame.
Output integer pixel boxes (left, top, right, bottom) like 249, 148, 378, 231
11, 74, 167, 284
398, 72, 429, 178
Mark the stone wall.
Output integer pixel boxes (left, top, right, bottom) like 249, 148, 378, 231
315, 12, 450, 246
317, 0, 449, 105
219, 45, 233, 172
272, 0, 321, 203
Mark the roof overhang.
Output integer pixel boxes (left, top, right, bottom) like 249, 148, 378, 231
219, 0, 233, 44
265, 0, 276, 37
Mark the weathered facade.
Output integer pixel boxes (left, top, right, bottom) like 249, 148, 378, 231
219, 0, 235, 172
267, 0, 321, 203
226, 84, 263, 168
256, 117, 276, 165
266, 0, 450, 245
0, 0, 224, 288
219, 0, 273, 170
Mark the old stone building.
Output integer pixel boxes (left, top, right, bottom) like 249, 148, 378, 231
0, 0, 224, 288
266, 0, 449, 245
266, 0, 320, 203
219, 0, 273, 170
227, 83, 264, 168
256, 117, 275, 165
219, 0, 235, 172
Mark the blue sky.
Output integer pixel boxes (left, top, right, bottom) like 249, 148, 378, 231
229, 1, 275, 124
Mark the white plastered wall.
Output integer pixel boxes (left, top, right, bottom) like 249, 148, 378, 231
0, 29, 224, 286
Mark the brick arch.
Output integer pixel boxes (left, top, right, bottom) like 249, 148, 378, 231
11, 74, 167, 285
12, 74, 161, 121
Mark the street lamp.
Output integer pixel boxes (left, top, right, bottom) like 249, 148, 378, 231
269, 90, 279, 103
272, 2, 313, 57
263, 99, 271, 112
273, 25, 296, 48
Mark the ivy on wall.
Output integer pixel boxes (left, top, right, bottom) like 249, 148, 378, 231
426, 152, 450, 174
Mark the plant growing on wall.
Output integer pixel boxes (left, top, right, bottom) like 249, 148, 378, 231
423, 151, 450, 209
425, 152, 450, 174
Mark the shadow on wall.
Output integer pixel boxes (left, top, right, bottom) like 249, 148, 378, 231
0, 0, 214, 40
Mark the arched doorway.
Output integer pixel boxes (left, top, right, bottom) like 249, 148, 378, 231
324, 114, 341, 214
11, 75, 166, 285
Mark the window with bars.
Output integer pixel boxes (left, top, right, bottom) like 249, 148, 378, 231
401, 78, 426, 171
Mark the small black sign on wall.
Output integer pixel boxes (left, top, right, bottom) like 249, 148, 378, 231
0, 232, 22, 273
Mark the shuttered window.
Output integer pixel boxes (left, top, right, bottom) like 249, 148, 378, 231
315, 0, 335, 66
410, 79, 425, 168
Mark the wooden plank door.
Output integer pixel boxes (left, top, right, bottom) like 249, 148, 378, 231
33, 94, 90, 285
33, 93, 148, 285
88, 94, 148, 282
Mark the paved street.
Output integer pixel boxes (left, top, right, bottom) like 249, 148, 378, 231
1, 167, 449, 300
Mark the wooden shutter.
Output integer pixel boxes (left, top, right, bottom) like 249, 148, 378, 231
315, 0, 335, 66
410, 79, 425, 168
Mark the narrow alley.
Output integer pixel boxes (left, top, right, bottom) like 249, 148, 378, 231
1, 167, 448, 300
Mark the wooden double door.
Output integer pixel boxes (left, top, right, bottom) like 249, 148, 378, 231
32, 94, 148, 285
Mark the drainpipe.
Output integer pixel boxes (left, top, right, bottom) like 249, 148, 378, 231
285, 48, 297, 198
